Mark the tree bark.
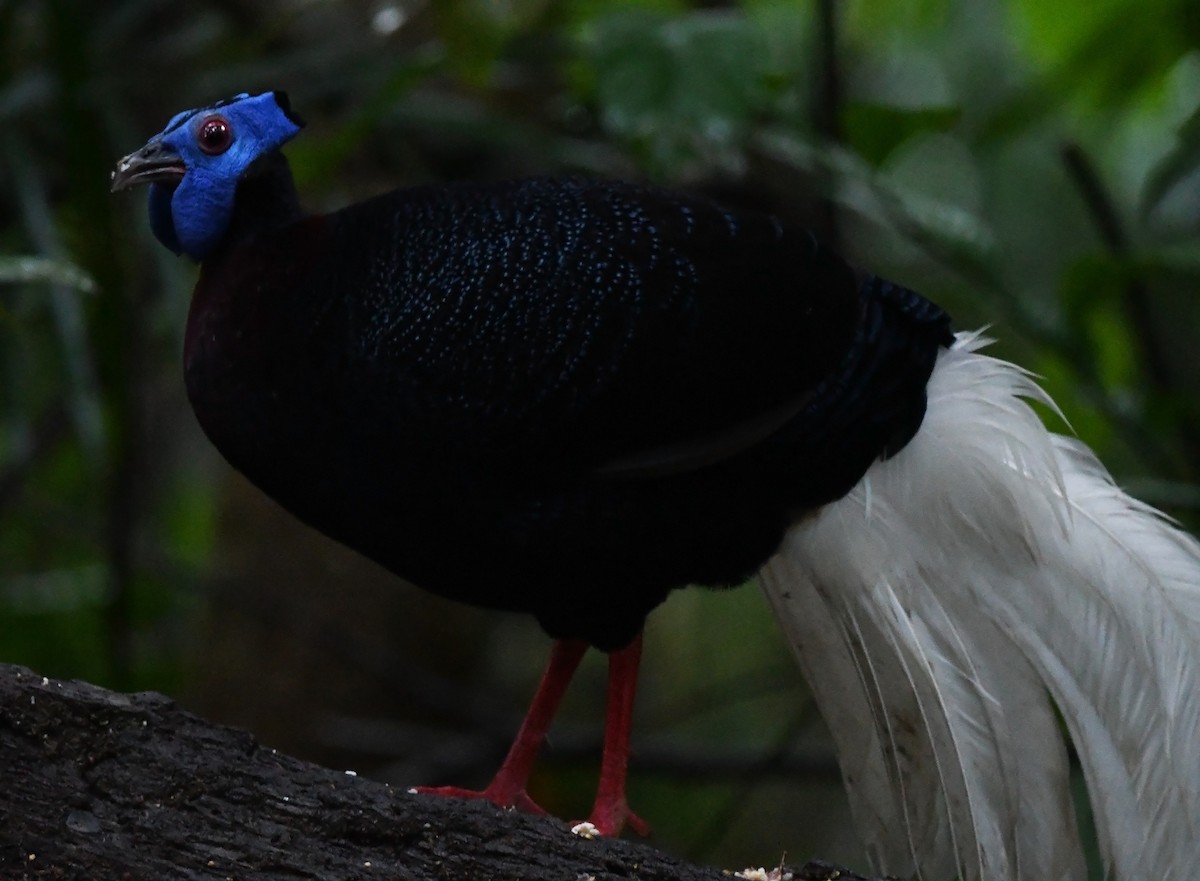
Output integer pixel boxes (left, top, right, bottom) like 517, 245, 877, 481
0, 663, 887, 881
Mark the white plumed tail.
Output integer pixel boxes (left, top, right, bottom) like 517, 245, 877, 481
760, 331, 1200, 881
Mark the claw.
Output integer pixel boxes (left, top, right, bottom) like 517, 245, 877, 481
412, 783, 548, 816
576, 796, 650, 837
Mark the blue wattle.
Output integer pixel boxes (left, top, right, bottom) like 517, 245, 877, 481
148, 183, 183, 255
166, 172, 236, 261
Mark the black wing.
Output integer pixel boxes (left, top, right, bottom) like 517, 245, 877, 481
329, 177, 863, 476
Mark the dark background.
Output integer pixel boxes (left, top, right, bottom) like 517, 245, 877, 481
3, 0, 1199, 872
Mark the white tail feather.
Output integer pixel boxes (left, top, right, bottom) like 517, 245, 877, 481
761, 331, 1200, 881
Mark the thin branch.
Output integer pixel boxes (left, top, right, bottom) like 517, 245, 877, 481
1060, 143, 1170, 387
1061, 141, 1200, 477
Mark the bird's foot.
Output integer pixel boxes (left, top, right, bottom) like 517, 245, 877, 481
574, 796, 650, 838
411, 782, 548, 816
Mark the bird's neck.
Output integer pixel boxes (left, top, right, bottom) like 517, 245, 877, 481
214, 152, 304, 257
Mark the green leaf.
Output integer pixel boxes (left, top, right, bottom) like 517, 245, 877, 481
1140, 102, 1200, 224
844, 0, 953, 36
844, 102, 960, 166
1012, 0, 1197, 106
756, 130, 995, 262
432, 0, 555, 85
579, 9, 771, 174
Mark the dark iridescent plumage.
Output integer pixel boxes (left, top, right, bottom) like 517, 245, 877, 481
183, 167, 950, 649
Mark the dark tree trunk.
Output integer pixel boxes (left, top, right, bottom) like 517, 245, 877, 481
0, 663, 887, 881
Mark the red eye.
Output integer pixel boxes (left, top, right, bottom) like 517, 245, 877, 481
198, 116, 232, 155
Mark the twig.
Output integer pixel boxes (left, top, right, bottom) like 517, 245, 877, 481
1060, 141, 1200, 479
812, 0, 843, 247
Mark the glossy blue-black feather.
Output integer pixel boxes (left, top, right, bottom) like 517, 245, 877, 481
185, 171, 951, 648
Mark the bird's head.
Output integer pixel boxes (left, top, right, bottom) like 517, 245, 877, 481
111, 91, 304, 261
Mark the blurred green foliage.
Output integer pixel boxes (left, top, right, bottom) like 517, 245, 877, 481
2, 0, 1199, 872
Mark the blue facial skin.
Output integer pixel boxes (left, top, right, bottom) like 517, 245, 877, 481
146, 92, 303, 261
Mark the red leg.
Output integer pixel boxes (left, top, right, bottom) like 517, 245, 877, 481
414, 638, 587, 815
583, 633, 649, 836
